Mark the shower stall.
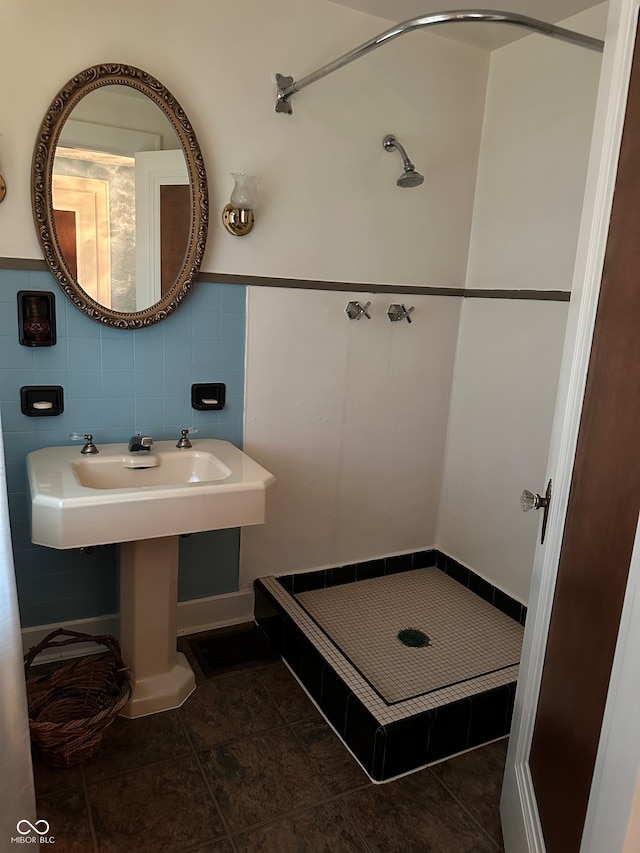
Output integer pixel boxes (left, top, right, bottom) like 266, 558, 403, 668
244, 6, 606, 782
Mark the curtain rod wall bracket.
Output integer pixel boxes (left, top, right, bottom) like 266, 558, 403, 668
275, 74, 296, 115
274, 8, 605, 115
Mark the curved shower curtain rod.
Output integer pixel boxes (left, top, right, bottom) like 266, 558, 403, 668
275, 8, 605, 114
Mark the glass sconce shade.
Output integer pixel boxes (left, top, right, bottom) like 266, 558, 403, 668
230, 173, 260, 210
223, 173, 260, 236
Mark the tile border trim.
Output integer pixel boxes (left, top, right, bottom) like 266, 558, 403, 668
0, 259, 569, 301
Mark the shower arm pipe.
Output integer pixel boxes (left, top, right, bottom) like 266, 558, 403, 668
275, 8, 604, 114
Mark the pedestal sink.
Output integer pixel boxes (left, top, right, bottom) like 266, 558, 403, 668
26, 439, 275, 718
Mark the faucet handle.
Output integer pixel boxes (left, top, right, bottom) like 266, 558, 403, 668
70, 433, 99, 454
177, 427, 198, 448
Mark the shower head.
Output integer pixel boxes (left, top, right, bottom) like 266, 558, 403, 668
383, 134, 424, 188
396, 168, 424, 188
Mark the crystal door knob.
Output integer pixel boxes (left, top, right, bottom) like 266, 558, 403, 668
521, 489, 545, 512
521, 480, 552, 544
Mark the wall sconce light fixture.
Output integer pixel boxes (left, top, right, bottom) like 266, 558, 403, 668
222, 172, 260, 236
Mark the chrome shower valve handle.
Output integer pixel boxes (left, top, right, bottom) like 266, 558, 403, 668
387, 303, 414, 323
345, 300, 371, 320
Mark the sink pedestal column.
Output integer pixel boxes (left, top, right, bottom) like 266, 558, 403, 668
118, 535, 195, 718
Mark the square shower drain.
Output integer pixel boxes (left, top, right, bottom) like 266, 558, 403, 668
188, 624, 279, 678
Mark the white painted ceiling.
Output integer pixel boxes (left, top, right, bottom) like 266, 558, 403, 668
327, 0, 605, 49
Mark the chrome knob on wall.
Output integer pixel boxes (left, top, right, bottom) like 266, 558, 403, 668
387, 304, 414, 323
521, 479, 552, 544
345, 300, 371, 320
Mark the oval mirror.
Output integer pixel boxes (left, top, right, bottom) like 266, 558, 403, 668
32, 64, 208, 328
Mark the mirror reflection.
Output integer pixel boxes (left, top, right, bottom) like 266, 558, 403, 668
53, 86, 189, 313
33, 65, 208, 329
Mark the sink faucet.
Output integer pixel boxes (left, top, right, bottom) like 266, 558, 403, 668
128, 435, 153, 452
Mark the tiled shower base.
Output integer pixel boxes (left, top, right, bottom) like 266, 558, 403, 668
254, 549, 525, 782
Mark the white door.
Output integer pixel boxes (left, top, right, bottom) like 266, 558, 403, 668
501, 1, 640, 850
135, 149, 189, 310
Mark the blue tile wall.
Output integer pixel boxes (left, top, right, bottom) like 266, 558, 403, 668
0, 267, 247, 628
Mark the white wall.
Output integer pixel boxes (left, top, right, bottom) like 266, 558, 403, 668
436, 6, 607, 603
0, 0, 488, 288
465, 5, 609, 293
437, 299, 569, 602
241, 288, 461, 585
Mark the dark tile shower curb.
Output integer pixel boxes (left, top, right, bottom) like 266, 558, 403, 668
254, 550, 523, 781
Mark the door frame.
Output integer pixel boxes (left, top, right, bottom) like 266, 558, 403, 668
501, 0, 640, 850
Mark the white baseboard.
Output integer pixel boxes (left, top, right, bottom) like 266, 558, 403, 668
177, 588, 255, 636
21, 588, 255, 663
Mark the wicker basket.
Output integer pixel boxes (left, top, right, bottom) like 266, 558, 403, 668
24, 628, 133, 767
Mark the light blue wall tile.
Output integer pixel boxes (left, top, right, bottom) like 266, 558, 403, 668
220, 340, 245, 369
192, 339, 221, 370
6, 461, 27, 494
220, 312, 246, 341
65, 303, 99, 338
34, 369, 69, 390
193, 312, 222, 341
101, 398, 135, 428
102, 336, 134, 368
0, 309, 16, 336
102, 369, 134, 398
0, 401, 25, 432
68, 336, 101, 368
68, 369, 100, 399
164, 338, 192, 368
0, 336, 34, 369
33, 344, 68, 369
218, 422, 243, 446
0, 270, 30, 296
162, 307, 194, 340
217, 368, 244, 395
219, 283, 247, 313
192, 281, 220, 313
135, 396, 164, 426
163, 368, 192, 398
1, 370, 35, 401
8, 491, 28, 521
218, 395, 243, 423
64, 398, 103, 432
134, 337, 163, 368
0, 267, 247, 630
178, 528, 240, 600
134, 369, 164, 398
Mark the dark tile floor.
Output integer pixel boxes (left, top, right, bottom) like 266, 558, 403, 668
32, 629, 507, 852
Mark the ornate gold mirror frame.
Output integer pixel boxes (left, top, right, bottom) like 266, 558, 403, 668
32, 64, 208, 329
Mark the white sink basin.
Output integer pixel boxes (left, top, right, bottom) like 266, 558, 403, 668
27, 438, 276, 549
73, 448, 232, 490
